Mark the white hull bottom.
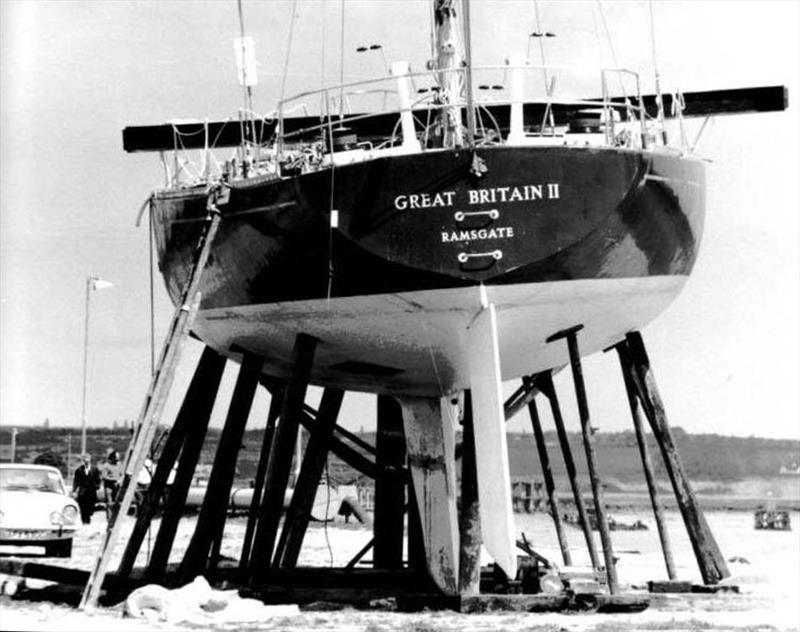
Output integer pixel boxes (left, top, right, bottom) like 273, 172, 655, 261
195, 275, 686, 589
196, 275, 688, 397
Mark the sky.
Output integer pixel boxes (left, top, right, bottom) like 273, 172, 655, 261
1, 1, 798, 443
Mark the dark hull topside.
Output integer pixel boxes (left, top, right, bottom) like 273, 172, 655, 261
152, 145, 704, 395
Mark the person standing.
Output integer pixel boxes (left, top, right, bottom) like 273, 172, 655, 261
100, 449, 121, 505
72, 453, 101, 524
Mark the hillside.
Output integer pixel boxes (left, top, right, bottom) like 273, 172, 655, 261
1, 425, 797, 494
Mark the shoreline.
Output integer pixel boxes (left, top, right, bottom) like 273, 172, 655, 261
515, 491, 800, 513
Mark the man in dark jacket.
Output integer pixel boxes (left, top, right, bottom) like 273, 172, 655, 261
72, 453, 101, 524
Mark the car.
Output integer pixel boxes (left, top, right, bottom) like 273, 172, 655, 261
0, 463, 79, 557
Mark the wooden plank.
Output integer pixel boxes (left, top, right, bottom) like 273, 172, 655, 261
275, 388, 345, 568
399, 396, 460, 596
625, 331, 729, 585
536, 370, 599, 568
266, 380, 379, 477
302, 403, 377, 456
345, 538, 375, 571
373, 394, 407, 569
0, 559, 91, 587
249, 334, 317, 584
467, 303, 517, 580
298, 410, 378, 479
458, 390, 482, 595
612, 341, 677, 580
527, 392, 571, 567
239, 390, 283, 571
117, 346, 224, 579
179, 353, 264, 581
550, 326, 618, 594
647, 579, 693, 593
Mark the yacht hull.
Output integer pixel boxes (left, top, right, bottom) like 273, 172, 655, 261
152, 145, 704, 396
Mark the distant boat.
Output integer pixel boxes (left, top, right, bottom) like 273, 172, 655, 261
563, 507, 648, 531
754, 508, 791, 531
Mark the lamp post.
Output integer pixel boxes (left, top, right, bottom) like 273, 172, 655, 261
80, 275, 113, 456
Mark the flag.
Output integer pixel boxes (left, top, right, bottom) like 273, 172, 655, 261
89, 277, 114, 291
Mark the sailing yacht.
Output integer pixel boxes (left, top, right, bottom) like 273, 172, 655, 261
122, 0, 786, 589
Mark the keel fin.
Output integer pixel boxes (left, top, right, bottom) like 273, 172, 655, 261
467, 303, 517, 579
399, 396, 460, 595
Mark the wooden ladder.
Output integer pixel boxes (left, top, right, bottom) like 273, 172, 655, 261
79, 189, 224, 609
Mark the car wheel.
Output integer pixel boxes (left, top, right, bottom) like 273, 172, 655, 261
45, 539, 72, 558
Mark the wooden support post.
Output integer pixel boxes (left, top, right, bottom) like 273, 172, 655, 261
145, 378, 223, 580
399, 396, 460, 595
548, 325, 618, 593
239, 390, 283, 572
249, 334, 317, 585
611, 341, 677, 580
625, 331, 729, 584
118, 346, 226, 580
458, 391, 482, 595
526, 389, 571, 567
374, 395, 407, 569
145, 357, 224, 581
275, 387, 345, 568
536, 370, 599, 569
298, 410, 379, 479
179, 353, 264, 581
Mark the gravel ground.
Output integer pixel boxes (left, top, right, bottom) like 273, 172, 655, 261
1, 510, 798, 631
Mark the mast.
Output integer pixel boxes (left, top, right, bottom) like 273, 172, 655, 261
461, 0, 476, 147
433, 0, 464, 148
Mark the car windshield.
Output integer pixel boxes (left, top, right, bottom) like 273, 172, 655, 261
0, 468, 65, 494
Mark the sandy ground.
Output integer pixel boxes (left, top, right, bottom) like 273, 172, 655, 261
1, 509, 798, 631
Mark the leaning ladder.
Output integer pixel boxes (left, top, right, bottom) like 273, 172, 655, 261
80, 189, 224, 609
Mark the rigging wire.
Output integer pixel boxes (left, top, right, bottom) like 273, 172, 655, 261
320, 0, 327, 114
279, 0, 300, 107
595, 1, 629, 99
532, 0, 549, 92
338, 0, 346, 117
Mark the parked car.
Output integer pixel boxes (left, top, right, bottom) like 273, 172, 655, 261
0, 463, 79, 557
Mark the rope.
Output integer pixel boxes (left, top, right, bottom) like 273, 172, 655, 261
326, 107, 336, 301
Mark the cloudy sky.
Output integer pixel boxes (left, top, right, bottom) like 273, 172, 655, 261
1, 1, 798, 441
